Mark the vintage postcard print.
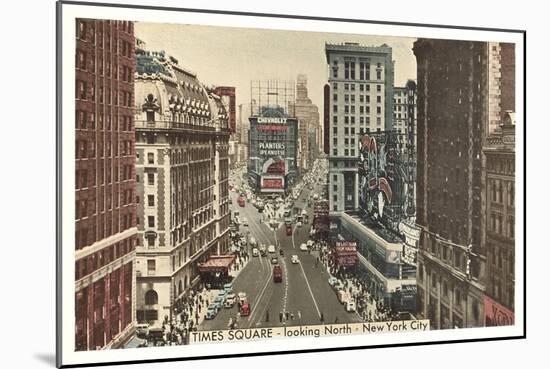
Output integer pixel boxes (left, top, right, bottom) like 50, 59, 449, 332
57, 1, 525, 367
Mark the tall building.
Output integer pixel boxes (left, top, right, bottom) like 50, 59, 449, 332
214, 86, 236, 135
323, 84, 330, 155
483, 111, 516, 326
325, 42, 394, 214
133, 46, 231, 327
75, 19, 137, 351
413, 39, 515, 329
295, 74, 320, 171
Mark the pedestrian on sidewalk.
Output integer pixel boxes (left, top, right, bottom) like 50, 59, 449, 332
266, 310, 270, 322
279, 311, 283, 323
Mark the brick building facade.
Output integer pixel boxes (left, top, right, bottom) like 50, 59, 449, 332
74, 19, 137, 350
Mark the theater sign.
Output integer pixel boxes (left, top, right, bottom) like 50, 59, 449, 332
399, 221, 421, 266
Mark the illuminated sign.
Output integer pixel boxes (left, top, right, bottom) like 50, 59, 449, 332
259, 142, 285, 157
484, 295, 514, 326
257, 117, 287, 124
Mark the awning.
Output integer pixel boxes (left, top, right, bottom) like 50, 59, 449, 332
198, 255, 236, 273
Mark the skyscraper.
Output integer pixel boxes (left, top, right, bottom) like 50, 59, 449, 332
74, 19, 137, 350
413, 39, 514, 329
325, 42, 394, 214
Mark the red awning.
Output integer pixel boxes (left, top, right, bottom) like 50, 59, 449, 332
198, 255, 236, 273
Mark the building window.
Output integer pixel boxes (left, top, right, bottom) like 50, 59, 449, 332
333, 83, 338, 91
148, 173, 154, 185
148, 216, 155, 228
333, 116, 338, 124
333, 149, 337, 156
144, 288, 158, 303
148, 152, 154, 164
333, 105, 338, 113
148, 195, 154, 207
377, 85, 381, 93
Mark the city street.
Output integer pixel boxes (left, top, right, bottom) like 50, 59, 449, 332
199, 165, 363, 331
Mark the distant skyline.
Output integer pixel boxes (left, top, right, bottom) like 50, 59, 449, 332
135, 22, 417, 119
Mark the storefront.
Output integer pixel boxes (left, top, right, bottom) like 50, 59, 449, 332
197, 255, 236, 289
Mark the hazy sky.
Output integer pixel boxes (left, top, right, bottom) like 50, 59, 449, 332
135, 22, 417, 118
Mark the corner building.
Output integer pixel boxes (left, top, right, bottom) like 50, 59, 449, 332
74, 19, 137, 350
134, 47, 230, 327
325, 43, 394, 214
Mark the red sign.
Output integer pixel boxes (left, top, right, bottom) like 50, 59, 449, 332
262, 178, 283, 189
266, 160, 285, 175
335, 241, 357, 267
484, 295, 514, 326
257, 125, 288, 131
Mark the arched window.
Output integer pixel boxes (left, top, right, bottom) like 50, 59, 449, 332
144, 289, 158, 305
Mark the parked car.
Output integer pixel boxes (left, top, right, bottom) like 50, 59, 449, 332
291, 255, 299, 264
223, 283, 233, 293
345, 301, 356, 312
328, 276, 338, 286
268, 245, 276, 253
271, 257, 278, 265
299, 243, 308, 251
237, 292, 247, 306
224, 293, 236, 308
205, 305, 218, 320
252, 248, 259, 257
135, 323, 150, 338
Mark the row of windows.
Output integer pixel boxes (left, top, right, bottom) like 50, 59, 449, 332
75, 111, 133, 132
76, 49, 133, 83
333, 61, 383, 80
77, 20, 134, 53
333, 115, 382, 126
489, 179, 515, 207
333, 137, 357, 146
76, 211, 135, 250
489, 213, 515, 238
75, 238, 134, 279
333, 82, 383, 92
332, 148, 357, 157
75, 139, 133, 159
333, 94, 383, 103
333, 105, 383, 115
75, 165, 133, 191
75, 80, 133, 107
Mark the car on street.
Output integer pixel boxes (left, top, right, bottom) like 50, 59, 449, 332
345, 301, 356, 312
205, 305, 218, 320
273, 265, 283, 283
135, 323, 150, 338
268, 245, 276, 253
259, 244, 266, 253
242, 217, 248, 226
299, 243, 308, 251
328, 276, 338, 286
297, 221, 302, 227
252, 248, 259, 257
237, 292, 247, 306
338, 290, 351, 304
239, 302, 251, 316
224, 293, 236, 308
291, 255, 299, 264
286, 224, 293, 236
307, 240, 314, 248
271, 257, 278, 265
223, 283, 233, 293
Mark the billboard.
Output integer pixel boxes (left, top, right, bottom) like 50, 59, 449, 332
358, 132, 410, 232
335, 241, 357, 267
484, 295, 514, 326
